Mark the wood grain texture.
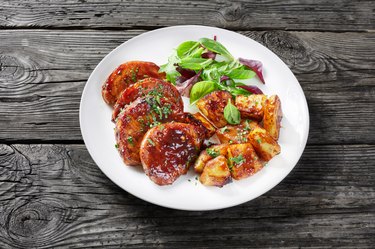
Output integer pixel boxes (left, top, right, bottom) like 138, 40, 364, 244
0, 30, 374, 143
0, 143, 374, 248
0, 0, 374, 31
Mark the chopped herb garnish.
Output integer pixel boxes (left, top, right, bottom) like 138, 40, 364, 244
147, 138, 155, 146
206, 148, 220, 158
115, 143, 119, 149
150, 120, 161, 128
220, 126, 228, 133
131, 67, 139, 82
227, 159, 233, 172
161, 105, 172, 119
230, 155, 245, 165
127, 136, 133, 145
244, 120, 252, 131
257, 139, 262, 144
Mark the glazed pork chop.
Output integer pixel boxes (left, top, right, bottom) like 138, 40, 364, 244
112, 78, 183, 122
140, 123, 203, 185
115, 95, 183, 166
102, 61, 166, 105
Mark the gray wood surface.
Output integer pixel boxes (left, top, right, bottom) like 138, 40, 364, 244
0, 0, 373, 31
0, 0, 374, 248
1, 30, 374, 144
0, 144, 374, 248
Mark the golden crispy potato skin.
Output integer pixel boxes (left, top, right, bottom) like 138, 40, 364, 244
140, 123, 202, 186
228, 143, 263, 180
115, 96, 181, 166
192, 112, 216, 138
263, 95, 282, 140
248, 127, 280, 161
194, 144, 229, 173
216, 125, 248, 144
199, 155, 232, 187
112, 78, 182, 122
235, 94, 266, 121
216, 120, 260, 144
102, 61, 166, 106
196, 90, 232, 128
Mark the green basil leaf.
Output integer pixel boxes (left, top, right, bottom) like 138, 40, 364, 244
190, 47, 205, 58
224, 99, 241, 124
159, 50, 181, 84
228, 87, 252, 96
199, 38, 234, 60
176, 41, 199, 58
226, 67, 256, 79
179, 58, 213, 71
201, 67, 220, 82
190, 81, 216, 104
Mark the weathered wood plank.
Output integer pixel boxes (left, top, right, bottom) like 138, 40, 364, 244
0, 144, 374, 248
0, 30, 374, 143
0, 0, 373, 31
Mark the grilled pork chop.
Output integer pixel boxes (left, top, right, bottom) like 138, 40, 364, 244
102, 61, 165, 106
140, 123, 203, 185
112, 78, 182, 122
115, 95, 183, 166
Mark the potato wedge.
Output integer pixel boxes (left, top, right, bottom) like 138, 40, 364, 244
228, 143, 263, 180
194, 144, 229, 173
199, 155, 232, 187
248, 126, 281, 161
263, 95, 282, 140
192, 112, 216, 138
196, 90, 232, 128
216, 120, 260, 144
235, 94, 266, 121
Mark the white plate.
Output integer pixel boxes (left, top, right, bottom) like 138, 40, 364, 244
80, 25, 309, 211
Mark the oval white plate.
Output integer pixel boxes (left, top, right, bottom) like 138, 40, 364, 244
80, 25, 309, 211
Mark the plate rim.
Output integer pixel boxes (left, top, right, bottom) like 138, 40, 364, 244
79, 25, 310, 211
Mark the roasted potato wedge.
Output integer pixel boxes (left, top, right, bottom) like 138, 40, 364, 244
102, 61, 166, 106
216, 120, 260, 144
248, 126, 281, 161
192, 112, 216, 138
235, 94, 266, 121
228, 143, 263, 180
199, 155, 232, 187
196, 90, 232, 128
263, 95, 282, 140
194, 144, 229, 173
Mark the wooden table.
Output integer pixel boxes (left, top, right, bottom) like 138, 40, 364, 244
0, 1, 374, 248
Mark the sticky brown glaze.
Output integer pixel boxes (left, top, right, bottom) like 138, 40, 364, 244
112, 78, 182, 122
172, 112, 213, 140
196, 90, 232, 128
102, 61, 166, 106
140, 123, 202, 186
115, 95, 182, 166
215, 119, 260, 144
228, 143, 263, 180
